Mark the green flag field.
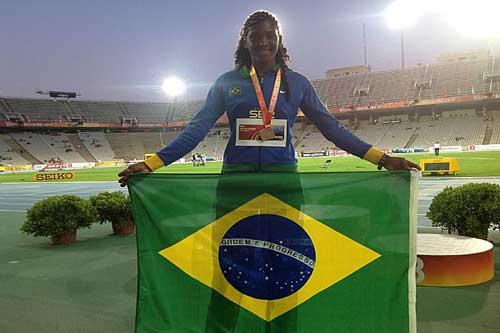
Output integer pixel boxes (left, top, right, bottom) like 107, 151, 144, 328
129, 171, 418, 332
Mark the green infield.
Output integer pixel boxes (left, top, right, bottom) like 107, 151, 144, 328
1, 151, 499, 183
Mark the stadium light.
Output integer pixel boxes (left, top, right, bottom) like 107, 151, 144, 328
161, 76, 186, 98
384, 0, 421, 30
384, 1, 422, 69
161, 76, 186, 122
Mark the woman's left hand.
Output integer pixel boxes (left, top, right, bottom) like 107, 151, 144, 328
382, 156, 421, 171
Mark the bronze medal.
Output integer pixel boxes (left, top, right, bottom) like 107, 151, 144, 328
257, 127, 276, 141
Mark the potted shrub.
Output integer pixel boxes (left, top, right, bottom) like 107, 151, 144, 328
426, 183, 500, 240
89, 191, 134, 236
21, 195, 97, 245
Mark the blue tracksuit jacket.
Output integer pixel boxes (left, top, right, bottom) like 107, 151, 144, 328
147, 67, 380, 170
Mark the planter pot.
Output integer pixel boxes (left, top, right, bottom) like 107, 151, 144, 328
51, 228, 77, 245
112, 219, 135, 236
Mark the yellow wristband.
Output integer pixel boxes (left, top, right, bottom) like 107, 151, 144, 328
363, 147, 385, 165
144, 154, 165, 171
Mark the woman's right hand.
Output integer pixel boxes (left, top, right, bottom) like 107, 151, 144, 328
118, 162, 152, 187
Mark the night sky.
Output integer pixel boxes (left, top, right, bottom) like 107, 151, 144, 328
1, 0, 497, 102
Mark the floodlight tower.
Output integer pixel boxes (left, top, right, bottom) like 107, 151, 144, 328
384, 1, 421, 69
160, 76, 186, 145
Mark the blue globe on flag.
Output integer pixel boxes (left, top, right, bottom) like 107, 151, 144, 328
219, 214, 316, 300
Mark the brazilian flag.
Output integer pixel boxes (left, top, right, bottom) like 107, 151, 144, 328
129, 172, 417, 332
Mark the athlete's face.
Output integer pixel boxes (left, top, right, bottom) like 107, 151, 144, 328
244, 20, 279, 64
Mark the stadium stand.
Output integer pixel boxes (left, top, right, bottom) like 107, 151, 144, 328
0, 98, 206, 124
291, 121, 306, 147
0, 133, 40, 163
161, 130, 181, 146
312, 58, 493, 107
139, 131, 165, 153
411, 116, 487, 148
0, 99, 10, 116
68, 101, 125, 122
419, 61, 489, 98
101, 128, 229, 161
66, 133, 97, 163
123, 102, 168, 122
295, 111, 495, 152
489, 116, 500, 144
105, 132, 146, 161
77, 131, 115, 162
296, 123, 331, 153
355, 122, 415, 150
39, 132, 86, 163
2, 54, 500, 163
168, 100, 205, 121
105, 131, 177, 161
353, 122, 392, 148
193, 128, 230, 160
5, 98, 71, 122
0, 134, 30, 165
9, 132, 85, 163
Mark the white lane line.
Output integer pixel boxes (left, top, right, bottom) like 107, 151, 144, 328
0, 202, 31, 206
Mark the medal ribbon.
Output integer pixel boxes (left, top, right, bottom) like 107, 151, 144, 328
249, 65, 281, 128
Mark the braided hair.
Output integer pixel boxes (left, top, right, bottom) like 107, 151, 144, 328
235, 11, 291, 99
234, 10, 290, 71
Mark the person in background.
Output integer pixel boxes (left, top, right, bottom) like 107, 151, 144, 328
434, 141, 441, 156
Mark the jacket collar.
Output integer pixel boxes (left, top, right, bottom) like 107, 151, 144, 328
240, 64, 281, 79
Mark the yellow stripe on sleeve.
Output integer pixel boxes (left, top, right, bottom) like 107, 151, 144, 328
144, 154, 165, 171
363, 147, 385, 165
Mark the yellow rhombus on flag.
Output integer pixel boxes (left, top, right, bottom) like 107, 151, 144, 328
159, 193, 381, 321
